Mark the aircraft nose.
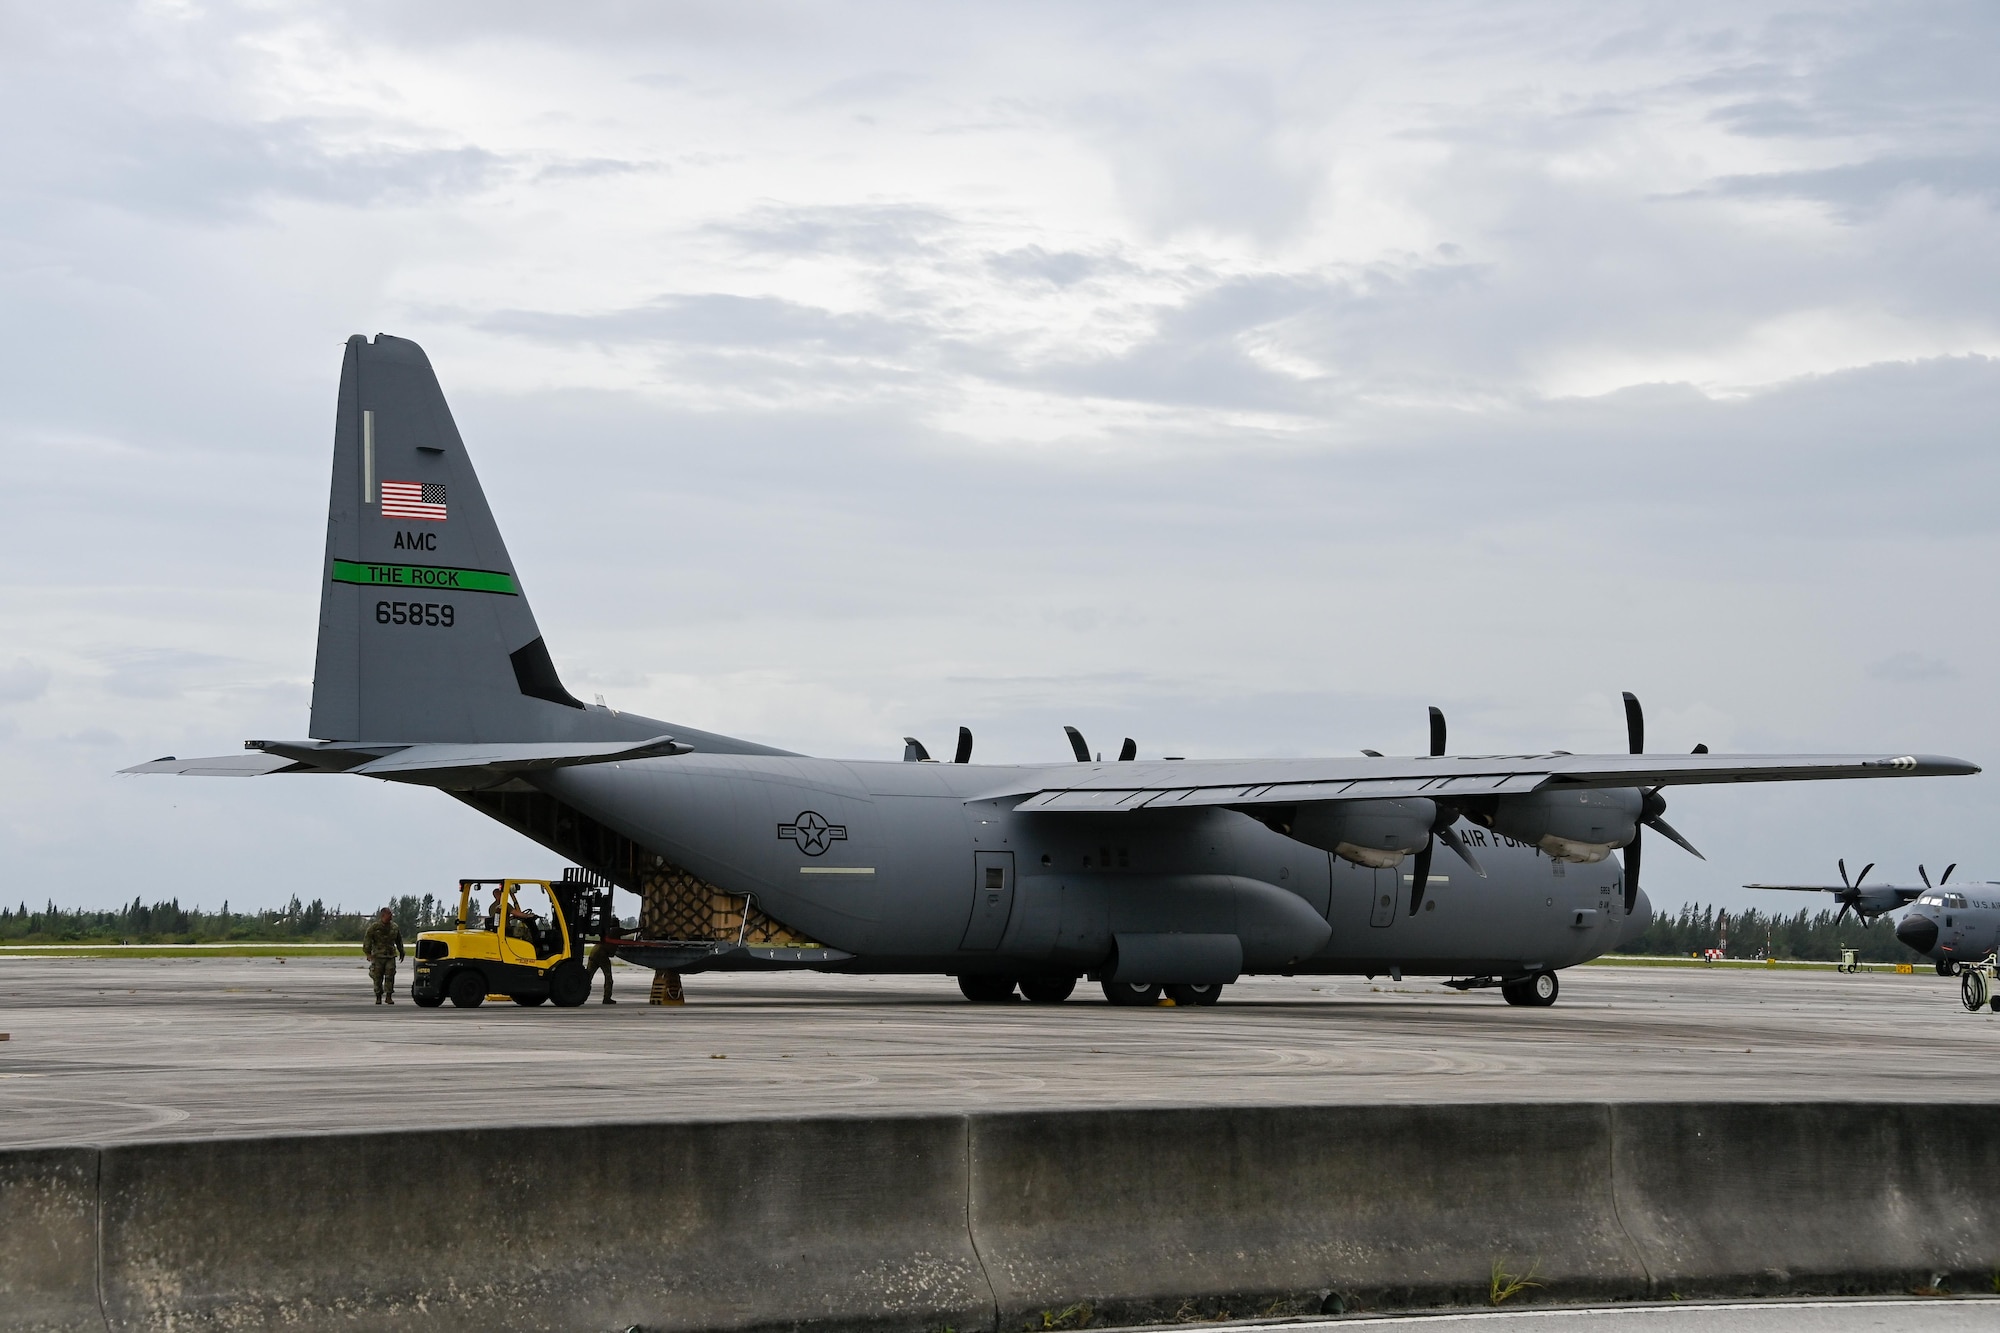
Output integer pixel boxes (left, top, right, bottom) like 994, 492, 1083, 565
1896, 913, 1939, 955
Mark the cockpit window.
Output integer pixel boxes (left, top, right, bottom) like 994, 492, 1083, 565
1947, 894, 1968, 909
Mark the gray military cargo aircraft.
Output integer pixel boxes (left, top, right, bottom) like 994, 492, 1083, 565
126, 335, 1981, 1007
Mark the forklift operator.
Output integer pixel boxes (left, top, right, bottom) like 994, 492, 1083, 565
483, 887, 539, 944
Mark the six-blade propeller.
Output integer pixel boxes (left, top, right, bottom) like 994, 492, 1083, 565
1406, 707, 1487, 916
1618, 691, 1707, 916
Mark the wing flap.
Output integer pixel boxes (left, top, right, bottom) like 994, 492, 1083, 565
986, 752, 1978, 812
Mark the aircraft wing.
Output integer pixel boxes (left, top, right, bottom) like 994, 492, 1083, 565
997, 751, 1978, 812
123, 735, 691, 785
1745, 883, 1923, 904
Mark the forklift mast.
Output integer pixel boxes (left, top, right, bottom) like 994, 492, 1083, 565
555, 866, 616, 947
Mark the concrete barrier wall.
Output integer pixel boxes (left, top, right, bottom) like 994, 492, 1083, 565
95, 1118, 988, 1333
6, 1103, 1999, 1332
0, 1148, 100, 1333
1612, 1103, 2000, 1295
968, 1104, 1647, 1325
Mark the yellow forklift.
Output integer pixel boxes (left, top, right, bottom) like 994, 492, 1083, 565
410, 870, 616, 1009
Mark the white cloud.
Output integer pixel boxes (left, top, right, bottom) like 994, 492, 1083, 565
0, 660, 51, 704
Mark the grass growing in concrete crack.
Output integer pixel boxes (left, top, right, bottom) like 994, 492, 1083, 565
1034, 1303, 1093, 1330
1488, 1259, 1542, 1306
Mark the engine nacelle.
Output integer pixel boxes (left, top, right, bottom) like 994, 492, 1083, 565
1282, 798, 1438, 869
1484, 788, 1642, 863
1854, 888, 1905, 917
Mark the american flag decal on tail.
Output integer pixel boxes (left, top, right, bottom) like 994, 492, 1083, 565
381, 481, 447, 521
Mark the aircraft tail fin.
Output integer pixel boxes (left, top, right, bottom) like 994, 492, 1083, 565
309, 334, 598, 743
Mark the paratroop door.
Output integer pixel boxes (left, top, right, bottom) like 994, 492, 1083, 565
961, 851, 1016, 950
1368, 868, 1398, 928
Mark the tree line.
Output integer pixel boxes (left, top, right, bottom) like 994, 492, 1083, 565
0, 894, 1922, 963
1614, 902, 1914, 962
0, 894, 455, 944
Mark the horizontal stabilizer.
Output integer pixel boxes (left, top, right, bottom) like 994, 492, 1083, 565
126, 735, 690, 785
349, 735, 691, 780
120, 754, 308, 777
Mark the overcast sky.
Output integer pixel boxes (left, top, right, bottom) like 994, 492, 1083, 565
3, 1, 1996, 916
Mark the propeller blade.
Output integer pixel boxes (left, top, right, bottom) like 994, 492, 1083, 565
1063, 726, 1089, 763
1623, 825, 1641, 914
1691, 743, 1709, 754
1920, 864, 1932, 889
1118, 737, 1137, 762
1854, 862, 1874, 890
954, 727, 973, 764
1408, 836, 1434, 915
1943, 863, 1957, 886
1428, 706, 1446, 757
1645, 816, 1705, 861
1836, 901, 1851, 926
1622, 691, 1644, 754
1839, 858, 1851, 889
902, 736, 931, 763
1439, 824, 1487, 878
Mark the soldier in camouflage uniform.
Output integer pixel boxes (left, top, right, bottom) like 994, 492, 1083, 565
585, 921, 624, 1004
363, 908, 406, 1005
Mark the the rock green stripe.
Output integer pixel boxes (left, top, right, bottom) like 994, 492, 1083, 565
330, 560, 518, 595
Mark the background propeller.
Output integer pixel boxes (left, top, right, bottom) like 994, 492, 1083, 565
1918, 862, 1956, 889
1117, 738, 1137, 762
1831, 857, 1876, 924
954, 727, 972, 764
1619, 692, 1707, 915
1063, 725, 1090, 763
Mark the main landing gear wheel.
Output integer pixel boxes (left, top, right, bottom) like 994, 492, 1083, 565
446, 971, 487, 1008
1501, 971, 1559, 1008
958, 975, 1018, 1003
1165, 982, 1224, 1007
1019, 976, 1077, 1004
1960, 970, 1990, 1013
1101, 979, 1162, 1006
1937, 958, 1957, 977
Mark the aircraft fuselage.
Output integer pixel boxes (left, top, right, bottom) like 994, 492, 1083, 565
542, 753, 1638, 978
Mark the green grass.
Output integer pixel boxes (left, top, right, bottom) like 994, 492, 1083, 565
0, 942, 358, 959
1587, 954, 1916, 973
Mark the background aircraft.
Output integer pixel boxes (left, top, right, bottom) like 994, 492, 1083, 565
1894, 872, 2000, 975
126, 335, 1979, 1008
1750, 862, 2000, 974
1747, 859, 1933, 925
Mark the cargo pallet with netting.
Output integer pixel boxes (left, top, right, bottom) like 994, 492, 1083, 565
619, 860, 854, 974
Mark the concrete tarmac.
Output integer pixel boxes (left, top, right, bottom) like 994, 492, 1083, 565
2, 958, 1996, 1147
